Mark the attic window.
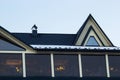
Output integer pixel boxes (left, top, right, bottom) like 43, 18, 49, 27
86, 36, 99, 46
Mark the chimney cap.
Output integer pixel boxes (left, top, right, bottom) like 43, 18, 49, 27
31, 24, 38, 30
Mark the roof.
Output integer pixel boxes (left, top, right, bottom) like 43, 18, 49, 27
74, 14, 114, 46
30, 45, 120, 52
12, 33, 76, 45
0, 14, 117, 51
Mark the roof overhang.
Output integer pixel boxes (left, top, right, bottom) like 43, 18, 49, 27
0, 26, 34, 52
30, 45, 120, 52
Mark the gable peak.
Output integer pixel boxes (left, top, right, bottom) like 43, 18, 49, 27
75, 14, 114, 47
88, 14, 93, 18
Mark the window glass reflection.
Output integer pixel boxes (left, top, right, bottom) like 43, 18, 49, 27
109, 55, 120, 77
0, 39, 24, 51
81, 55, 106, 77
0, 54, 22, 76
54, 54, 79, 77
26, 54, 51, 76
86, 36, 99, 46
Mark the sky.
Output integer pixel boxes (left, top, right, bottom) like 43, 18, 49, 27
0, 0, 120, 46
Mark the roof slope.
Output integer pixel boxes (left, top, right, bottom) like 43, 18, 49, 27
12, 33, 76, 45
74, 14, 114, 46
0, 26, 34, 50
0, 14, 114, 47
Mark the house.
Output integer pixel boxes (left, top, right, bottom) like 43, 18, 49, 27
0, 14, 120, 80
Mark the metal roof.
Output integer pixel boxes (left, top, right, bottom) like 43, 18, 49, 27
30, 45, 120, 51
12, 33, 76, 45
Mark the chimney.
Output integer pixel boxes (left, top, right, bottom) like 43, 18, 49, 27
31, 24, 38, 36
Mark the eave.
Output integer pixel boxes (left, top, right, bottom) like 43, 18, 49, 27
30, 45, 120, 53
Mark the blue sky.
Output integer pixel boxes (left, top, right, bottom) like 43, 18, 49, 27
0, 0, 120, 46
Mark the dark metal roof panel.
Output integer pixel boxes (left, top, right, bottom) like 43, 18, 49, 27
12, 33, 76, 45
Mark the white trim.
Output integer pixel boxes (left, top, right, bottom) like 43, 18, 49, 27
105, 54, 110, 77
84, 29, 103, 46
78, 54, 83, 77
22, 53, 26, 77
75, 16, 113, 46
30, 45, 120, 50
51, 53, 55, 77
0, 29, 34, 51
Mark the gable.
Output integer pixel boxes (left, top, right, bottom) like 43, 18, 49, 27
75, 14, 113, 47
82, 26, 104, 46
0, 36, 24, 51
0, 26, 34, 51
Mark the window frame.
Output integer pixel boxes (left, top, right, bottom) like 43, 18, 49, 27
85, 36, 100, 46
81, 54, 107, 77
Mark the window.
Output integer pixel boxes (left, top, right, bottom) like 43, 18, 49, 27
81, 55, 106, 77
0, 39, 24, 51
0, 54, 22, 76
54, 54, 79, 77
26, 54, 51, 76
109, 55, 120, 77
86, 36, 99, 46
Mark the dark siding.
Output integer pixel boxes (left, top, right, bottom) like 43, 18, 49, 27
0, 77, 119, 80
